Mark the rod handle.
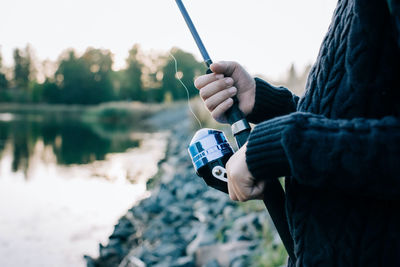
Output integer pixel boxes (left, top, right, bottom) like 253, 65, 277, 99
226, 97, 250, 148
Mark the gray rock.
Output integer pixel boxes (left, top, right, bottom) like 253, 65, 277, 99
154, 243, 182, 258
99, 243, 123, 259
230, 256, 248, 267
118, 255, 146, 267
162, 206, 184, 224
152, 261, 171, 267
90, 109, 273, 267
178, 225, 197, 243
186, 225, 217, 256
176, 182, 205, 200
204, 259, 220, 267
111, 226, 135, 240
84, 255, 96, 267
171, 256, 195, 267
195, 241, 254, 267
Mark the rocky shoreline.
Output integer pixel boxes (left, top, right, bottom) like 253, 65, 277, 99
85, 105, 287, 267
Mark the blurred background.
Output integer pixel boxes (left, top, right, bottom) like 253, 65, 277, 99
0, 0, 337, 266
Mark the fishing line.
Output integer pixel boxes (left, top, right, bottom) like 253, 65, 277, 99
169, 52, 203, 129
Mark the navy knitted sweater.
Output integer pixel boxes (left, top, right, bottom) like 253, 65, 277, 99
245, 0, 400, 266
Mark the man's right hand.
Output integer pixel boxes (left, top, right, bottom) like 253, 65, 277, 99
194, 61, 256, 123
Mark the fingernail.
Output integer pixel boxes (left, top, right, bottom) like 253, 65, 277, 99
228, 87, 237, 95
215, 74, 224, 79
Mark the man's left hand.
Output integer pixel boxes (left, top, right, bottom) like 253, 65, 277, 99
226, 143, 265, 201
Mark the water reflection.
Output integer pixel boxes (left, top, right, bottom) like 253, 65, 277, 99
0, 115, 140, 178
0, 111, 168, 266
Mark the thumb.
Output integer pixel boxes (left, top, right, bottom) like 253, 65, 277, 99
210, 61, 238, 77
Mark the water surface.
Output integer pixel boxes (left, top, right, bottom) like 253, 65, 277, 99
0, 111, 167, 267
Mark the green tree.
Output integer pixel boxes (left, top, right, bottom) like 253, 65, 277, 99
13, 48, 29, 88
42, 79, 60, 103
12, 46, 36, 89
55, 50, 86, 104
0, 51, 8, 90
161, 47, 205, 101
119, 44, 143, 101
81, 48, 115, 103
55, 48, 115, 104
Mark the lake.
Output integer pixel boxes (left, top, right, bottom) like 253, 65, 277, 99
0, 109, 168, 267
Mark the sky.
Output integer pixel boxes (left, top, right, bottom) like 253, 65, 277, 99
1, 0, 338, 80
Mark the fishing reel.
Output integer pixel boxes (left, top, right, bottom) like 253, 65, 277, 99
188, 128, 234, 194
187, 126, 296, 260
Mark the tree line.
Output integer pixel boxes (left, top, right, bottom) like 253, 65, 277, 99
0, 45, 206, 104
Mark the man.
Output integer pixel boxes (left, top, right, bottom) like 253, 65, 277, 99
194, 0, 400, 266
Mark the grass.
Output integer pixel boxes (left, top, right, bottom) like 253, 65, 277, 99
189, 97, 225, 130
82, 101, 163, 125
0, 101, 165, 124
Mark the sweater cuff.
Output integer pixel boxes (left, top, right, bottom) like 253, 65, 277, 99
246, 115, 294, 181
247, 78, 297, 124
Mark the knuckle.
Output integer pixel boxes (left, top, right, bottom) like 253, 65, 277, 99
199, 89, 206, 99
230, 61, 239, 73
211, 109, 221, 120
204, 99, 212, 110
218, 78, 227, 88
225, 88, 234, 98
225, 98, 234, 108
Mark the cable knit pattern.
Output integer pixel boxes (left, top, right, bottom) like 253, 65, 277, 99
246, 115, 293, 179
245, 0, 400, 265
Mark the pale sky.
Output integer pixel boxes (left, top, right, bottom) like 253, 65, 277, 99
1, 0, 338, 80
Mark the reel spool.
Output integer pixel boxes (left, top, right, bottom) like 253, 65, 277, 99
188, 128, 234, 194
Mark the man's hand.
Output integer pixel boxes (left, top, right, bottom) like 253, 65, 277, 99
194, 61, 256, 123
226, 143, 265, 201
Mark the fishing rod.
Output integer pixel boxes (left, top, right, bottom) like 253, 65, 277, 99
175, 0, 250, 146
175, 0, 295, 260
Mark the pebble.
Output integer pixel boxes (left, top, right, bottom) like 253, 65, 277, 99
85, 108, 282, 267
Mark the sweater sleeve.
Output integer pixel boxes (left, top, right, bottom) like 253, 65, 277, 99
246, 112, 400, 199
246, 78, 299, 124
387, 0, 400, 47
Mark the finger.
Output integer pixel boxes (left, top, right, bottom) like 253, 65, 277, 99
199, 77, 234, 100
229, 165, 250, 202
210, 61, 239, 77
194, 73, 224, 90
228, 180, 238, 201
204, 87, 237, 111
231, 176, 247, 202
250, 180, 265, 200
226, 160, 238, 201
211, 98, 234, 121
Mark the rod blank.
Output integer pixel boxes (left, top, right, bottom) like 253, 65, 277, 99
175, 0, 212, 67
